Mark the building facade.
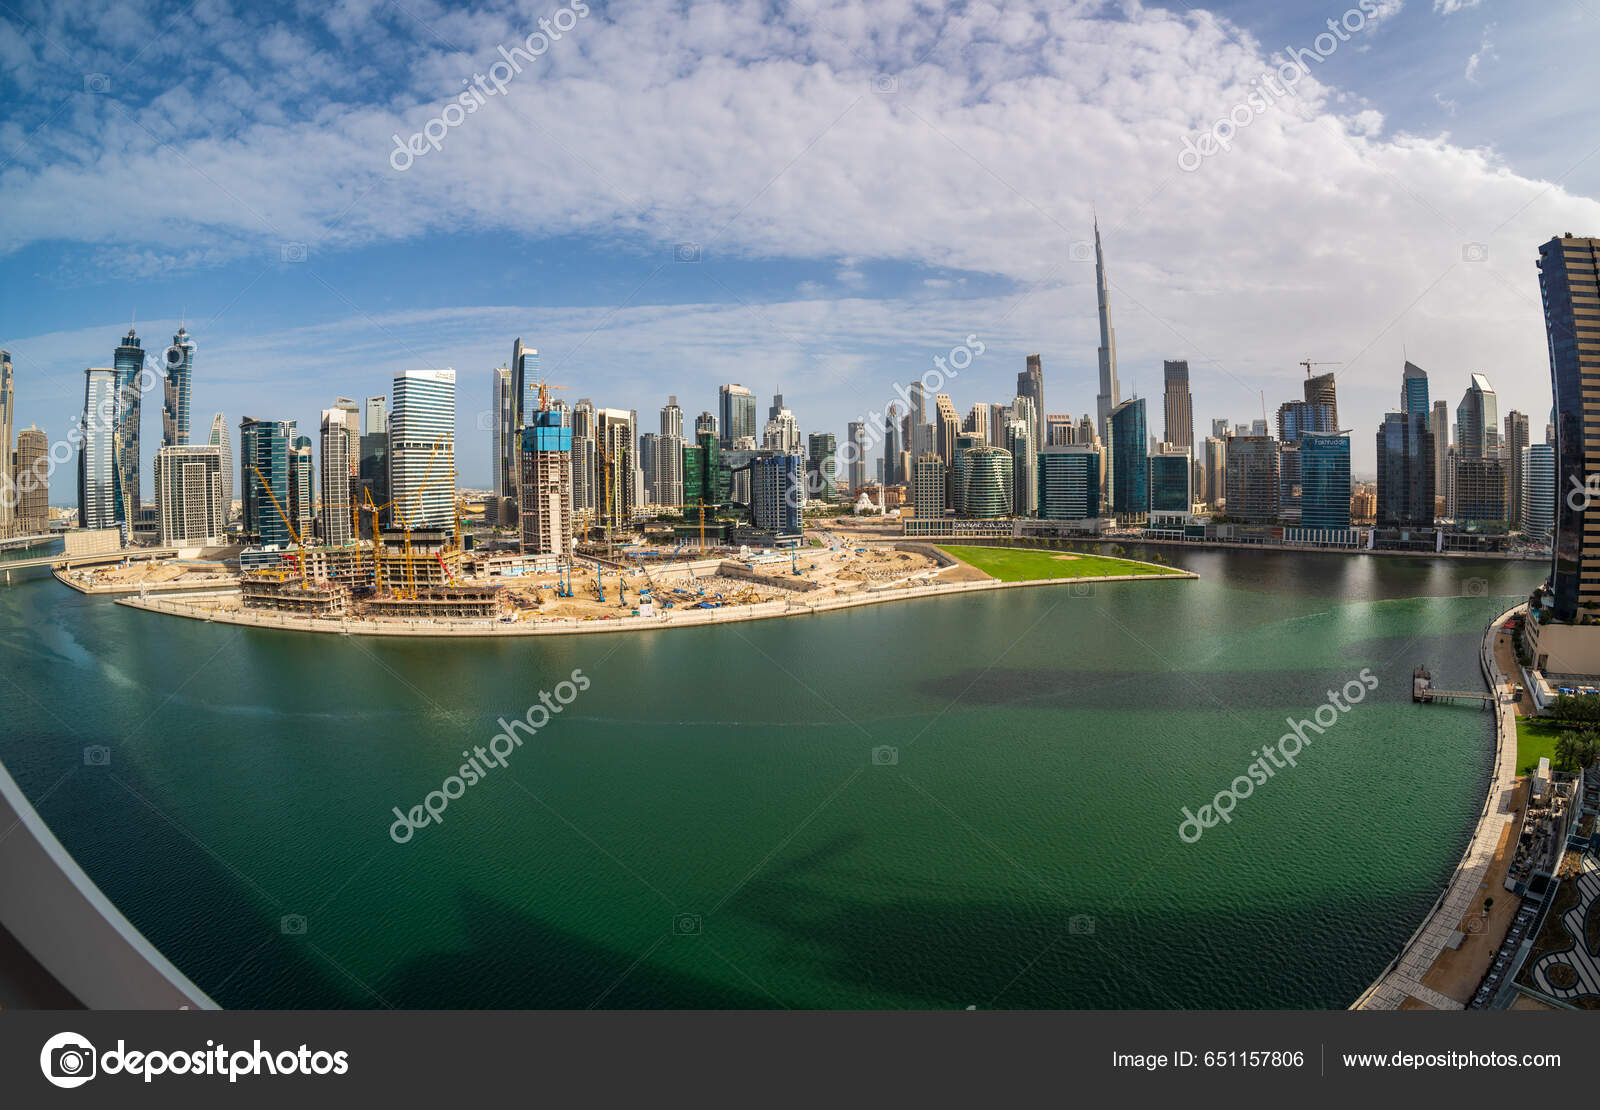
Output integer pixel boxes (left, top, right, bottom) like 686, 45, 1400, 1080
1108, 397, 1147, 516
320, 407, 355, 545
162, 326, 195, 448
519, 411, 574, 558
1299, 432, 1351, 530
1375, 412, 1434, 527
390, 368, 457, 528
152, 444, 226, 546
1225, 435, 1281, 523
1162, 359, 1193, 450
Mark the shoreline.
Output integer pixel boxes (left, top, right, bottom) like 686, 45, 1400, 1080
1351, 601, 1524, 1010
112, 564, 1198, 638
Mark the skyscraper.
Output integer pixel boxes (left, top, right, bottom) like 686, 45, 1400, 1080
807, 433, 836, 500
1523, 443, 1555, 541
1203, 436, 1226, 507
1162, 360, 1193, 450
112, 327, 143, 518
365, 396, 388, 437
1375, 412, 1434, 527
289, 435, 315, 541
14, 426, 47, 536
1431, 399, 1451, 514
751, 453, 803, 534
162, 326, 195, 448
239, 417, 294, 547
960, 446, 1013, 518
1505, 410, 1530, 529
79, 368, 121, 535
1541, 235, 1600, 620
846, 421, 866, 493
1004, 418, 1036, 516
884, 405, 901, 485
520, 409, 573, 557
1402, 361, 1429, 419
1148, 445, 1192, 515
0, 350, 12, 537
1225, 436, 1281, 523
492, 365, 512, 504
694, 411, 717, 438
390, 368, 457, 528
1017, 354, 1044, 457
320, 407, 355, 545
935, 393, 960, 506
911, 453, 946, 520
718, 384, 756, 448
152, 444, 226, 546
1456, 373, 1499, 457
1108, 397, 1147, 516
1304, 371, 1338, 431
207, 412, 232, 519
1094, 219, 1121, 431
1299, 433, 1351, 530
1037, 445, 1101, 520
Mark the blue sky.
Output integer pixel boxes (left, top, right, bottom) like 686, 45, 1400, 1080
2, 0, 1598, 502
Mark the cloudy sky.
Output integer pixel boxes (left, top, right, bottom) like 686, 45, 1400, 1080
2, 0, 1597, 501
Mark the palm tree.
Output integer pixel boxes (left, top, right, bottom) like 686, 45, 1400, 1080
1578, 735, 1600, 771
1555, 732, 1582, 773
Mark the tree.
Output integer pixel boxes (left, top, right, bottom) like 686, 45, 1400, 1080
1555, 732, 1583, 773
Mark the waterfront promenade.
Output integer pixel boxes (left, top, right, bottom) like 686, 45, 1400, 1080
1352, 603, 1524, 1010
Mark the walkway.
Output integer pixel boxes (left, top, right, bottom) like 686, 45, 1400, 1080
1354, 604, 1524, 1010
1527, 850, 1600, 1003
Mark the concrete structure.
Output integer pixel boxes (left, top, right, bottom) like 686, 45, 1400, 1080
519, 410, 574, 558
1451, 455, 1510, 529
1004, 418, 1036, 517
1225, 435, 1281, 523
391, 368, 456, 528
289, 435, 315, 540
152, 443, 227, 546
1304, 370, 1338, 431
846, 421, 866, 494
320, 406, 355, 545
1162, 359, 1192, 450
13, 425, 47, 536
491, 364, 512, 511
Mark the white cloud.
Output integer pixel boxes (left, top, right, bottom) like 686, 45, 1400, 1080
1465, 23, 1497, 82
1432, 0, 1482, 12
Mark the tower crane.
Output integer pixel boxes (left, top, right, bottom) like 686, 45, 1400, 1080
250, 466, 310, 585
1299, 358, 1340, 377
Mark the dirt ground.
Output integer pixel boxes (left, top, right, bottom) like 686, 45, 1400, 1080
1420, 795, 1526, 1003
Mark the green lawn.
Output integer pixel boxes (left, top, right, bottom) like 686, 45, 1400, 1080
936, 545, 1172, 583
1514, 717, 1563, 776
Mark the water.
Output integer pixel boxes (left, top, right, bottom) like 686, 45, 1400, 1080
0, 546, 1540, 1008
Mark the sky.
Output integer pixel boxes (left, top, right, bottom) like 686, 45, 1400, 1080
3, 0, 1598, 504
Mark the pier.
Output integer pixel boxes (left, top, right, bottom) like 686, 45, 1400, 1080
1413, 666, 1496, 707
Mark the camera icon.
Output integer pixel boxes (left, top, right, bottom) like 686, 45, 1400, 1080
1461, 577, 1489, 598
1068, 239, 1094, 263
83, 73, 111, 94
1567, 473, 1597, 512
872, 73, 897, 95
673, 912, 702, 935
280, 242, 308, 263
475, 409, 496, 431
871, 745, 898, 766
1461, 242, 1489, 263
674, 242, 701, 263
40, 1033, 97, 1089
280, 914, 308, 935
83, 745, 110, 766
1068, 582, 1094, 598
1068, 914, 1095, 936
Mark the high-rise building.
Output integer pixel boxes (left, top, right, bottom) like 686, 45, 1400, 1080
1162, 360, 1193, 450
960, 445, 1013, 518
1277, 399, 1335, 443
718, 384, 756, 448
964, 403, 989, 445
1456, 373, 1499, 458
162, 326, 195, 448
320, 407, 355, 545
909, 379, 926, 428
152, 444, 226, 546
491, 365, 512, 503
653, 418, 685, 508
694, 411, 717, 438
390, 368, 456, 528
682, 430, 726, 514
1211, 418, 1230, 440
1108, 397, 1147, 516
911, 453, 946, 520
1093, 219, 1121, 431
0, 350, 12, 537
1299, 433, 1351, 530
14, 426, 47, 536
1402, 361, 1430, 419
1523, 443, 1555, 541
750, 453, 803, 534
1225, 436, 1281, 523
807, 433, 836, 500
1037, 444, 1101, 520
1541, 235, 1600, 620
365, 396, 388, 436
1505, 410, 1530, 529
289, 436, 315, 540
112, 328, 143, 519
1148, 445, 1192, 516
988, 403, 1008, 448
79, 368, 122, 535
1018, 354, 1044, 455
846, 421, 866, 493
1202, 436, 1226, 507
239, 417, 294, 546
1045, 413, 1075, 447
1375, 412, 1434, 527
1452, 456, 1509, 528
520, 409, 574, 557
206, 413, 232, 519
595, 408, 638, 526
1431, 399, 1451, 513
935, 393, 960, 507
1304, 371, 1338, 431
1079, 415, 1099, 446
883, 405, 901, 486
763, 408, 800, 454
1004, 418, 1036, 516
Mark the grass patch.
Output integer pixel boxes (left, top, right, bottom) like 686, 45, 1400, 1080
1515, 717, 1564, 777
937, 545, 1172, 584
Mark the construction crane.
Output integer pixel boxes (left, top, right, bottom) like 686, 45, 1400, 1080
356, 488, 396, 595
598, 441, 617, 559
250, 466, 310, 584
1299, 358, 1340, 377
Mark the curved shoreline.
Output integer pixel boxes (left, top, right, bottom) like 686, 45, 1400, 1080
1351, 602, 1523, 1010
112, 565, 1197, 638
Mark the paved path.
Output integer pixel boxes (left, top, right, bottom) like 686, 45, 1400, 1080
1528, 850, 1600, 1002
1354, 604, 1524, 1010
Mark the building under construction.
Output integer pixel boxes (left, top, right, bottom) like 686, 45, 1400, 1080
241, 574, 350, 617
359, 584, 502, 620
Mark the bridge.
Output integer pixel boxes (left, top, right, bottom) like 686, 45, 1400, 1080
0, 532, 60, 552
1413, 666, 1497, 707
0, 547, 178, 577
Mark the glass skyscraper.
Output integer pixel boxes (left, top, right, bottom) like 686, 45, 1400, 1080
239, 417, 294, 547
1523, 443, 1555, 541
1147, 446, 1191, 514
1299, 433, 1351, 530
112, 328, 143, 518
162, 326, 195, 448
79, 367, 121, 534
390, 368, 457, 529
718, 384, 756, 448
1108, 397, 1147, 515
1375, 412, 1434, 527
1402, 361, 1429, 419
1037, 445, 1100, 520
1540, 235, 1600, 621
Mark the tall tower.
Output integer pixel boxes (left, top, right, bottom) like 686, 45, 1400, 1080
80, 368, 122, 535
1542, 235, 1600, 620
112, 327, 143, 516
207, 412, 233, 519
390, 368, 457, 529
492, 365, 512, 503
1094, 218, 1121, 432
162, 325, 195, 448
1402, 361, 1430, 418
1162, 359, 1193, 450
1505, 410, 1530, 530
0, 350, 12, 537
1304, 371, 1338, 432
320, 407, 355, 545
1017, 354, 1044, 456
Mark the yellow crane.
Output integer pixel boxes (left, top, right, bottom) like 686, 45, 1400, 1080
251, 465, 310, 584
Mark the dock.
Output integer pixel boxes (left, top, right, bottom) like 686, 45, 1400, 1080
1413, 666, 1495, 707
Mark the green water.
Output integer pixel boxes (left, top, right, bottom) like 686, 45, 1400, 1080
0, 548, 1539, 1008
